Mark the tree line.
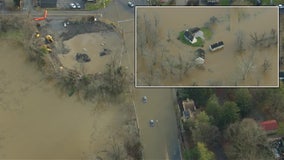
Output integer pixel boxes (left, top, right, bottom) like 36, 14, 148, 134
177, 84, 284, 160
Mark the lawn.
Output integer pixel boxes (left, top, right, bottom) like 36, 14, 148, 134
179, 31, 204, 47
85, 0, 111, 10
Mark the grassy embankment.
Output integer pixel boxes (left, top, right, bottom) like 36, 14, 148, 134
85, 0, 112, 10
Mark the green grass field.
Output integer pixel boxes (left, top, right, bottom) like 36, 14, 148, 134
85, 0, 111, 10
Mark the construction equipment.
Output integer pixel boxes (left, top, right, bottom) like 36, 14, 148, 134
35, 32, 40, 38
45, 35, 54, 43
41, 45, 52, 53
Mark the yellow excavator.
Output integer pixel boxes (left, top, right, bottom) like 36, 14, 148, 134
45, 35, 54, 43
35, 32, 40, 38
41, 44, 52, 53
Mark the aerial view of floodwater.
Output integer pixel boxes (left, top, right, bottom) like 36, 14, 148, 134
0, 40, 133, 160
136, 7, 279, 87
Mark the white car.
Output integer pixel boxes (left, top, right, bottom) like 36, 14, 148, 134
128, 1, 134, 7
70, 3, 76, 9
75, 2, 81, 9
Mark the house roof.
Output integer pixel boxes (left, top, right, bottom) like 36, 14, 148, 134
190, 27, 200, 34
184, 31, 194, 41
182, 98, 196, 111
260, 120, 279, 131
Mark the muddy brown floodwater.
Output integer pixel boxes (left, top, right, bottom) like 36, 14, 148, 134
136, 7, 278, 87
0, 40, 130, 159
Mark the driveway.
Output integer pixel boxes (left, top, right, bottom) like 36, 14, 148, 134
134, 88, 181, 160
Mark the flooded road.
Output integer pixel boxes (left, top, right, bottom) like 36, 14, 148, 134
136, 7, 278, 87
134, 88, 181, 160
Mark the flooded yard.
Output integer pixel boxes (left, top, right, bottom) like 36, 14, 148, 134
0, 41, 133, 159
136, 7, 279, 87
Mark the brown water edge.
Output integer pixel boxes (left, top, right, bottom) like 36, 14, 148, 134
59, 31, 123, 75
136, 7, 278, 86
0, 41, 135, 159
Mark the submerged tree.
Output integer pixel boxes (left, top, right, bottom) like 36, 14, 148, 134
262, 58, 272, 73
236, 31, 246, 53
101, 56, 130, 96
239, 51, 255, 81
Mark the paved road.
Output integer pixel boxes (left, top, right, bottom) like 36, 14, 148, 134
134, 89, 181, 160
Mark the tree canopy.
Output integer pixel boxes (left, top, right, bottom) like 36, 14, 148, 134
219, 101, 240, 129
224, 118, 273, 160
205, 97, 240, 130
187, 142, 215, 160
191, 111, 221, 147
233, 89, 253, 118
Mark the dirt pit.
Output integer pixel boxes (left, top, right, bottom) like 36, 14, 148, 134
58, 31, 123, 74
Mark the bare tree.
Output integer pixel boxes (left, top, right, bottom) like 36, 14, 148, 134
249, 32, 259, 46
236, 31, 246, 53
239, 51, 256, 81
262, 58, 272, 73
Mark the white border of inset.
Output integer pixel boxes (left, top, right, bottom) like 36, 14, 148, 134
135, 6, 280, 88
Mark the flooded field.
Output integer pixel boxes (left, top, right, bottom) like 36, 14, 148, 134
59, 31, 123, 74
136, 7, 279, 87
0, 41, 133, 159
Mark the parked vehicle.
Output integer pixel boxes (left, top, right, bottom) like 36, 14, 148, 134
70, 2, 76, 9
128, 1, 135, 7
75, 2, 81, 9
142, 96, 147, 103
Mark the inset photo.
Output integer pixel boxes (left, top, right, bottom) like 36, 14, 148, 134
135, 6, 279, 87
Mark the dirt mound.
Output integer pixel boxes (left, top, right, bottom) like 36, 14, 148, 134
61, 21, 116, 41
